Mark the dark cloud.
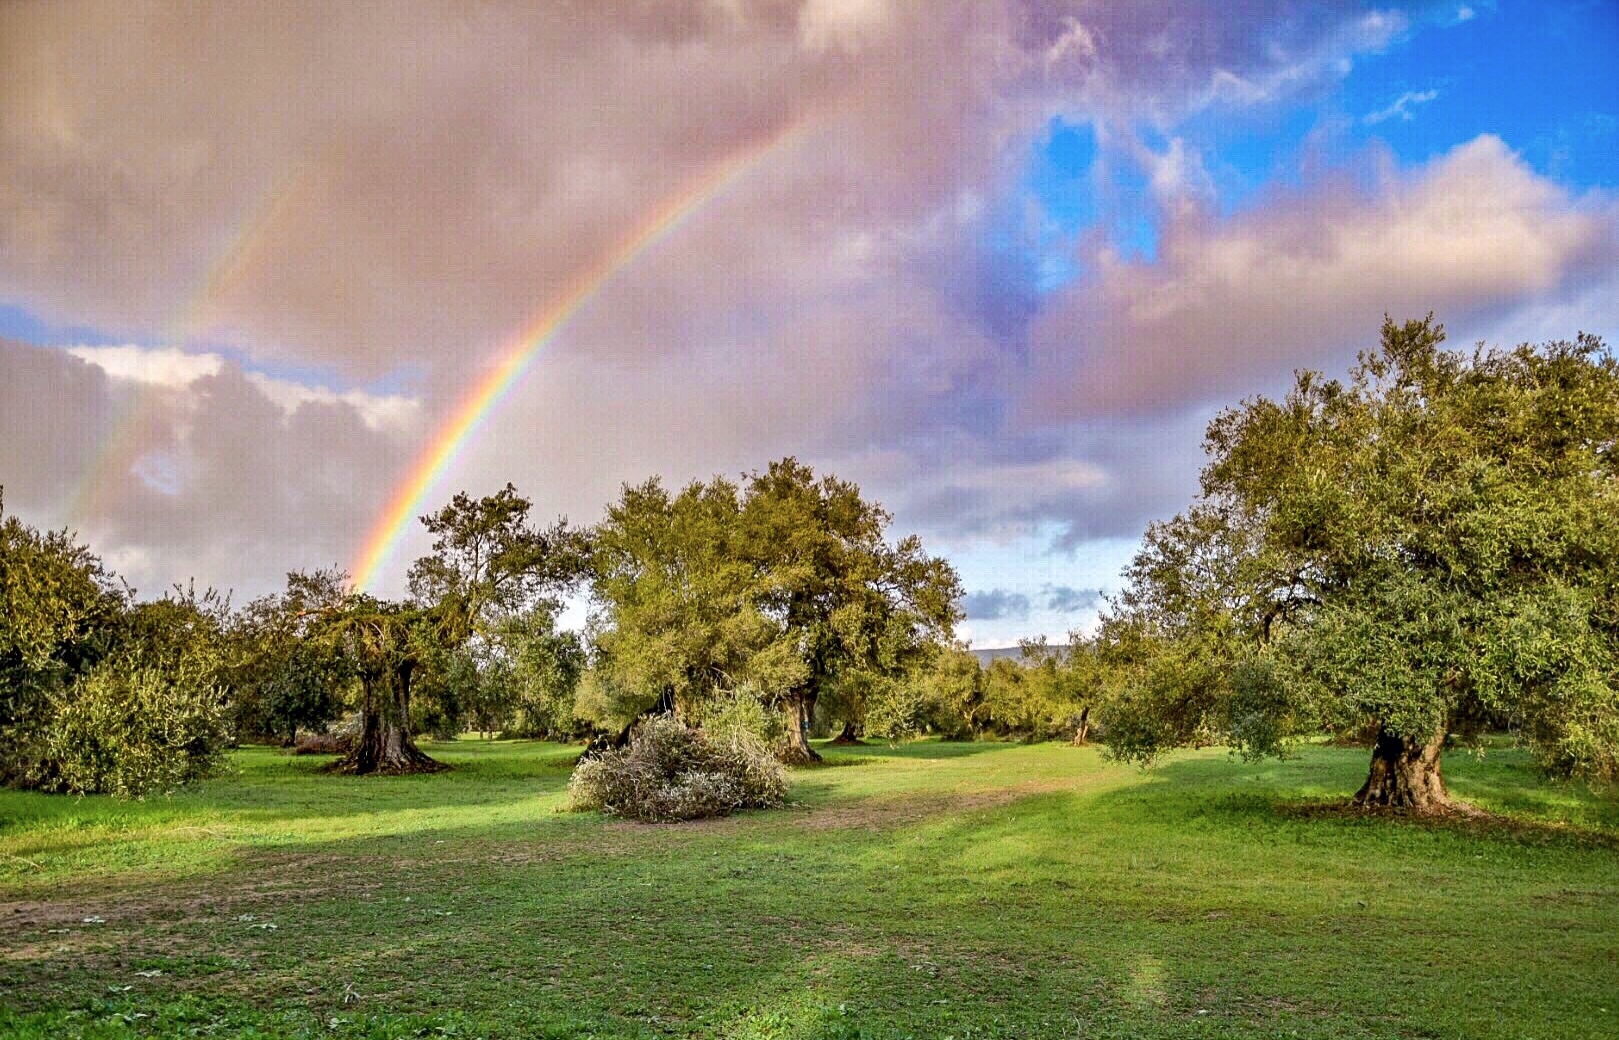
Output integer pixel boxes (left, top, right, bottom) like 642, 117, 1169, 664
0, 1, 1434, 376
963, 589, 1032, 620
0, 338, 115, 515
1044, 585, 1102, 612
0, 2, 1608, 598
0, 340, 408, 598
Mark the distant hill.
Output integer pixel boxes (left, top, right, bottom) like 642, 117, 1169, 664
970, 645, 1069, 666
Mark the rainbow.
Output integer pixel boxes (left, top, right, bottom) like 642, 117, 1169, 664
170, 164, 313, 343
67, 165, 312, 527
348, 120, 810, 592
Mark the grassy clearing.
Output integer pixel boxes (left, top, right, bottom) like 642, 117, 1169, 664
2, 738, 1615, 1039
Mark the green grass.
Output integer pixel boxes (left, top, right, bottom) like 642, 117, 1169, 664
2, 738, 1615, 1039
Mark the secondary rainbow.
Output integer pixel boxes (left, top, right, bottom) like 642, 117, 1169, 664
67, 164, 312, 527
349, 120, 810, 592
170, 164, 313, 344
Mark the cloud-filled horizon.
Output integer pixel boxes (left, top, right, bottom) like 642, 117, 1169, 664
2, 1, 1615, 647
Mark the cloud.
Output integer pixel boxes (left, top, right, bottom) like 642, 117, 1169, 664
1191, 9, 1407, 112
241, 374, 419, 434
65, 345, 223, 387
0, 1, 1435, 378
0, 2, 1605, 601
1044, 585, 1102, 612
1043, 16, 1099, 76
1, 338, 116, 516
65, 344, 418, 433
1364, 88, 1440, 124
1030, 134, 1618, 417
797, 0, 894, 51
0, 339, 411, 597
963, 589, 1031, 621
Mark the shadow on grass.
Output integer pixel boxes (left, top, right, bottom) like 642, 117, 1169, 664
791, 755, 879, 769
1275, 799, 1619, 850
8, 741, 1619, 1040
1075, 746, 1619, 850
812, 737, 1009, 761
0, 740, 587, 866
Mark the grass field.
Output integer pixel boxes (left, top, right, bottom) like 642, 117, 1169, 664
2, 739, 1615, 1039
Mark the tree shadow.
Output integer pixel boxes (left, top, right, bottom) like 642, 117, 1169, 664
0, 739, 586, 868
8, 741, 1617, 1039
1080, 746, 1619, 849
813, 737, 1016, 762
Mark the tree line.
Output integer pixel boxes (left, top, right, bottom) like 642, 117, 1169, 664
3, 317, 1615, 810
0, 458, 970, 791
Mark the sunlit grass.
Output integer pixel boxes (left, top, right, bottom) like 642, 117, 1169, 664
2, 738, 1615, 1039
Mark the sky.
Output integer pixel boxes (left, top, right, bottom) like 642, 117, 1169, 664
1, 0, 1616, 648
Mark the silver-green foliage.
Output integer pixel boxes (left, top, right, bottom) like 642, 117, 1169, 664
568, 715, 786, 822
696, 686, 786, 750
1101, 317, 1619, 783
0, 499, 126, 782
46, 660, 232, 798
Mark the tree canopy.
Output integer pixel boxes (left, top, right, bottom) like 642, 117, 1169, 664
1, 493, 234, 796
1100, 317, 1619, 810
740, 459, 962, 759
408, 483, 587, 639
584, 458, 962, 760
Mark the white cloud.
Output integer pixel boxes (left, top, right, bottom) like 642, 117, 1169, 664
944, 458, 1108, 495
1044, 16, 1099, 77
1364, 88, 1440, 124
1031, 134, 1618, 415
797, 0, 894, 51
65, 345, 222, 387
1195, 9, 1407, 113
243, 373, 420, 434
65, 344, 418, 433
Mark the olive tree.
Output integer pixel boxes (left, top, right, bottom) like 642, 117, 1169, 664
292, 486, 583, 775
1101, 317, 1619, 811
585, 460, 961, 762
2, 497, 237, 796
738, 458, 961, 762
0, 494, 126, 784
585, 476, 796, 733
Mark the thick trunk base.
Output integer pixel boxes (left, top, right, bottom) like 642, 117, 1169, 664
578, 732, 617, 761
828, 723, 866, 747
582, 690, 679, 760
778, 743, 822, 765
779, 694, 822, 764
1352, 724, 1450, 814
1071, 708, 1090, 747
333, 717, 445, 775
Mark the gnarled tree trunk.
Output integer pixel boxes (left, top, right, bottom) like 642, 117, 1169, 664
780, 690, 821, 764
829, 720, 866, 746
580, 689, 677, 761
1071, 706, 1090, 747
1353, 721, 1449, 813
336, 666, 444, 775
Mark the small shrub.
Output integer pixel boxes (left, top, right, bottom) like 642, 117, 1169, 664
568, 714, 786, 822
44, 662, 231, 798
